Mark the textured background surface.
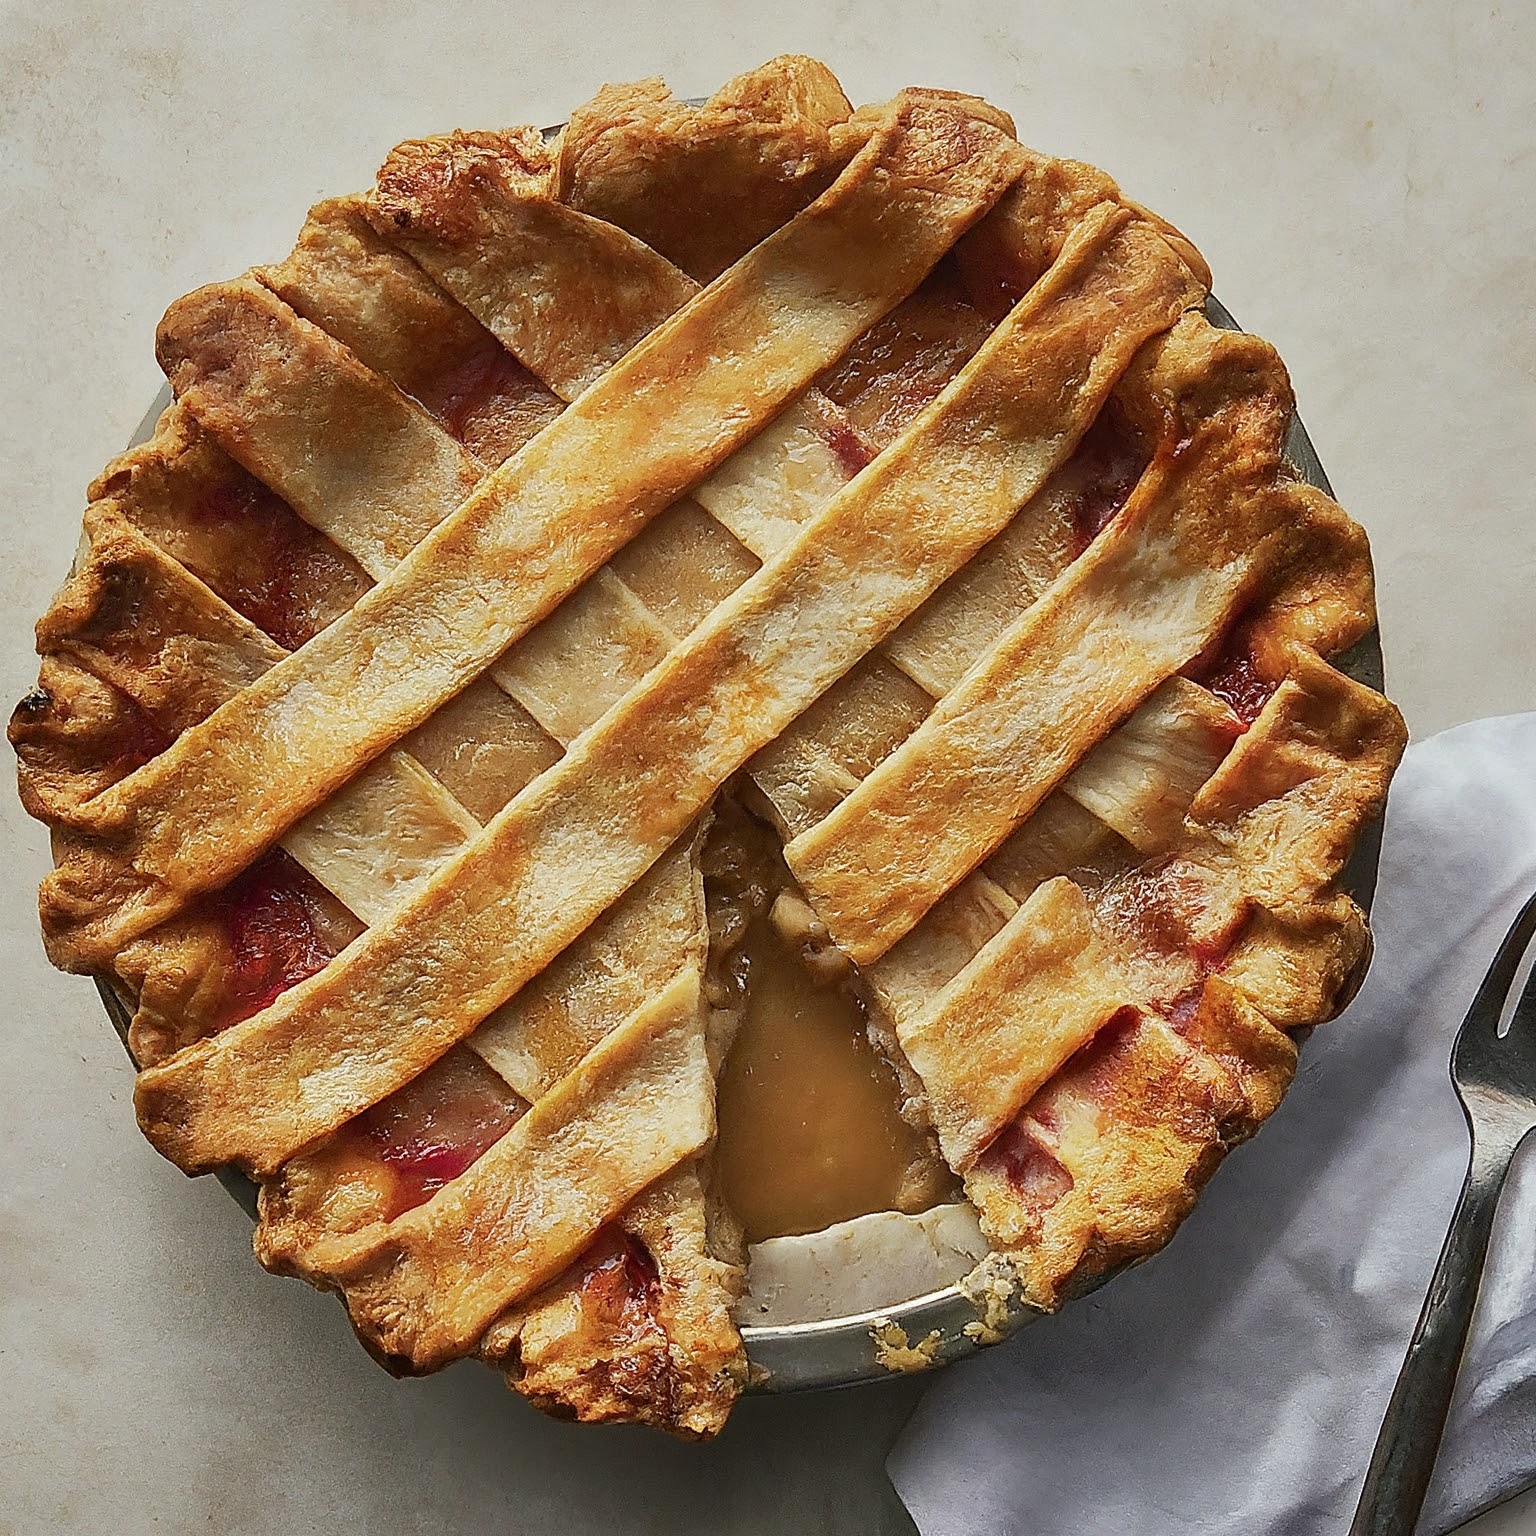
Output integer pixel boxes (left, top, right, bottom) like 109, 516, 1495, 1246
2, 1, 1533, 1531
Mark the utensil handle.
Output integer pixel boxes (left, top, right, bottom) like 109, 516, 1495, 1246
1348, 1135, 1515, 1536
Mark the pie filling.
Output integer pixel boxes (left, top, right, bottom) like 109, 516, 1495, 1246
339, 1047, 526, 1222
705, 800, 956, 1244
12, 57, 1409, 1438
1190, 642, 1277, 727
205, 850, 353, 1024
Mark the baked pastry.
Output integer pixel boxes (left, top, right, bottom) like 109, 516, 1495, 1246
12, 56, 1406, 1437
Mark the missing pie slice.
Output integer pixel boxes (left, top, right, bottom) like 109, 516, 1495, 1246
12, 56, 1406, 1437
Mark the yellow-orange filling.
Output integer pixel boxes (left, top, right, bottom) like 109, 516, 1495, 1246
706, 802, 953, 1244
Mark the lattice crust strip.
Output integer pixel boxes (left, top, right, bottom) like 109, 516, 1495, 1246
11, 57, 1407, 1435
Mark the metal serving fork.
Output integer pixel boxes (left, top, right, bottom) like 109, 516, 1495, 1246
1351, 888, 1536, 1535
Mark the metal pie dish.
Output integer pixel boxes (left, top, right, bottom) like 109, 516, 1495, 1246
93, 291, 1384, 1397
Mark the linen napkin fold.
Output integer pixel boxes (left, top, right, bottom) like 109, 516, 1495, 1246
889, 712, 1536, 1536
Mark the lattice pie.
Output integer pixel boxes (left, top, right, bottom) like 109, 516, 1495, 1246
12, 57, 1407, 1436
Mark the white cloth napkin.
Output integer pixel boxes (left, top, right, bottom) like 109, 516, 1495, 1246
890, 713, 1536, 1536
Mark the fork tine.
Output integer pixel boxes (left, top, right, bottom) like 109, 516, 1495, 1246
1458, 885, 1536, 1041
1504, 974, 1536, 1042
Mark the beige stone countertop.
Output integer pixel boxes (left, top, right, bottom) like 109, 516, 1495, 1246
2, 2, 1533, 1531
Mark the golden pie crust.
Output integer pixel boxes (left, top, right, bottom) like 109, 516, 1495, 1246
12, 56, 1405, 1437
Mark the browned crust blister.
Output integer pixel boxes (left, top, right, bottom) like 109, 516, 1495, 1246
11, 55, 1404, 1434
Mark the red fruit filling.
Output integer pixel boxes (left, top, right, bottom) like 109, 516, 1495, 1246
425, 338, 551, 450
209, 851, 338, 1023
1200, 651, 1276, 727
110, 698, 173, 776
355, 1047, 525, 1218
1064, 1006, 1151, 1107
192, 478, 360, 651
542, 1224, 678, 1410
952, 237, 1035, 324
576, 1225, 663, 1330
819, 418, 875, 479
1062, 406, 1151, 558
1183, 616, 1278, 728
816, 258, 996, 444
1162, 983, 1207, 1031
977, 1119, 1075, 1211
